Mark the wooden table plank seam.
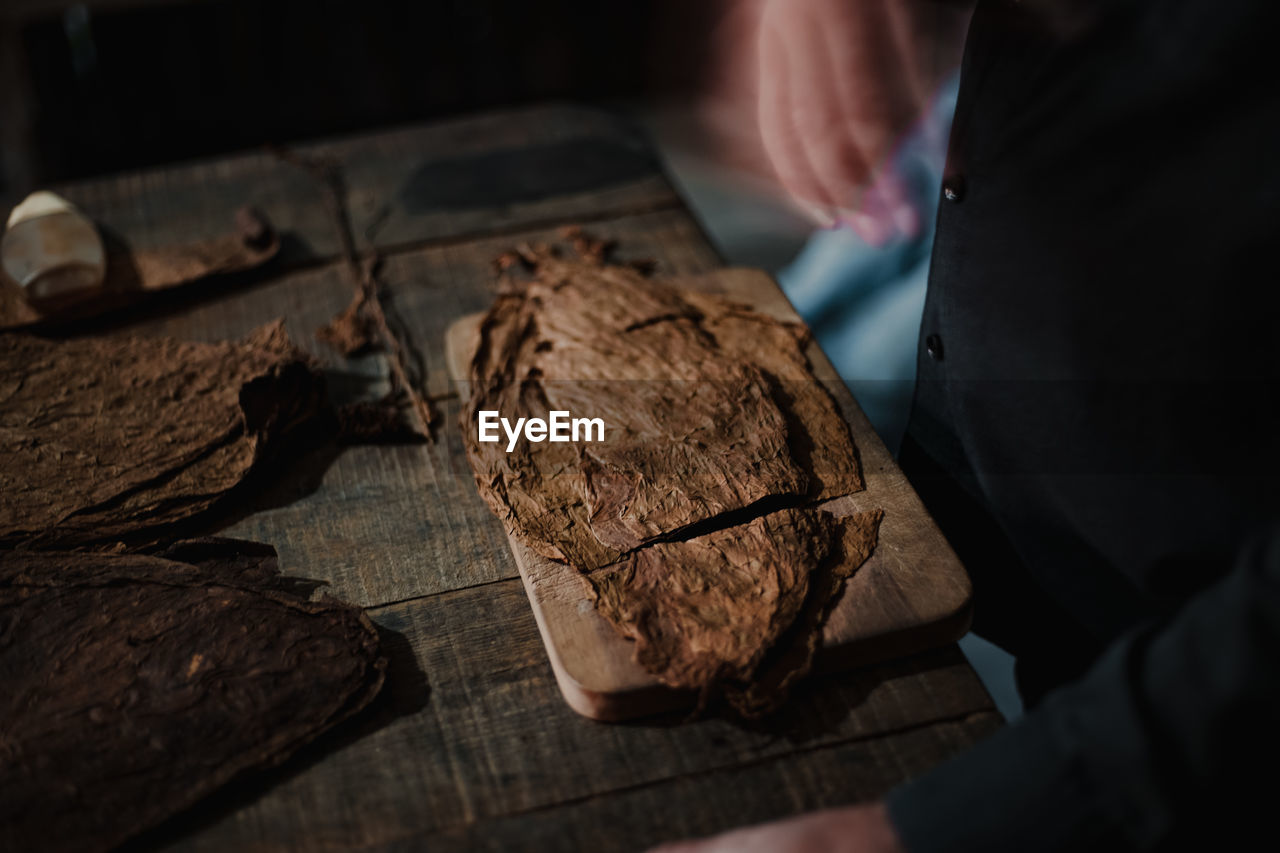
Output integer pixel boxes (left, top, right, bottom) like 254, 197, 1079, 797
364, 195, 688, 264
371, 711, 1003, 851
362, 574, 517, 614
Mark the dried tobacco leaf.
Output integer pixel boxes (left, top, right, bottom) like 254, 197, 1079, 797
0, 321, 324, 550
722, 507, 883, 715
115, 206, 278, 293
317, 285, 380, 355
591, 506, 882, 715
463, 246, 879, 713
0, 206, 280, 330
314, 255, 435, 439
590, 509, 822, 692
280, 146, 437, 438
466, 251, 862, 570
0, 539, 385, 853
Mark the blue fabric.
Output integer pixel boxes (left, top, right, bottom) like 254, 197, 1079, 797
776, 75, 959, 455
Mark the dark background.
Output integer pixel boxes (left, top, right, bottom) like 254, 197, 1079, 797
0, 0, 713, 196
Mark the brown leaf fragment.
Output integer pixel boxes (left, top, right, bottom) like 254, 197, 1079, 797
724, 508, 884, 716
559, 224, 615, 265
335, 398, 424, 445
0, 541, 385, 853
0, 321, 325, 550
589, 509, 823, 689
274, 146, 436, 439
682, 290, 864, 500
590, 509, 882, 717
576, 363, 806, 552
235, 205, 274, 249
314, 255, 435, 437
493, 250, 525, 274
0, 206, 280, 331
121, 205, 279, 291
463, 247, 880, 712
316, 286, 380, 356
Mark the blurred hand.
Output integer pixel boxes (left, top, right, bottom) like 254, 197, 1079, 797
647, 803, 906, 853
753, 0, 969, 242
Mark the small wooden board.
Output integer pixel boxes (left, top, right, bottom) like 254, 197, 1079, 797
445, 267, 971, 721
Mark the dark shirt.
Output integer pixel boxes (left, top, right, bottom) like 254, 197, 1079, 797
887, 1, 1280, 849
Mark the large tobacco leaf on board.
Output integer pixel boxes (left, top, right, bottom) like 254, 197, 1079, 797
463, 245, 881, 714
0, 321, 324, 550
0, 539, 386, 853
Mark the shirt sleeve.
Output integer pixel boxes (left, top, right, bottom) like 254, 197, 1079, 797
885, 526, 1280, 852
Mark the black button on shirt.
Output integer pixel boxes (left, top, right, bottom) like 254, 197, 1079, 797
890, 1, 1280, 850
941, 176, 965, 203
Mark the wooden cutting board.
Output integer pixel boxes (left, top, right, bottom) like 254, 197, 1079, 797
445, 267, 971, 721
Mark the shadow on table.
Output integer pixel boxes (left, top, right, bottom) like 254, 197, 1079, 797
45, 230, 322, 338
203, 364, 428, 534
613, 645, 977, 750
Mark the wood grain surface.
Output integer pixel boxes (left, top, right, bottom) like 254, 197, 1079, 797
14, 105, 999, 851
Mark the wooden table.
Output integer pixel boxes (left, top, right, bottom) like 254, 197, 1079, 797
34, 104, 1001, 852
